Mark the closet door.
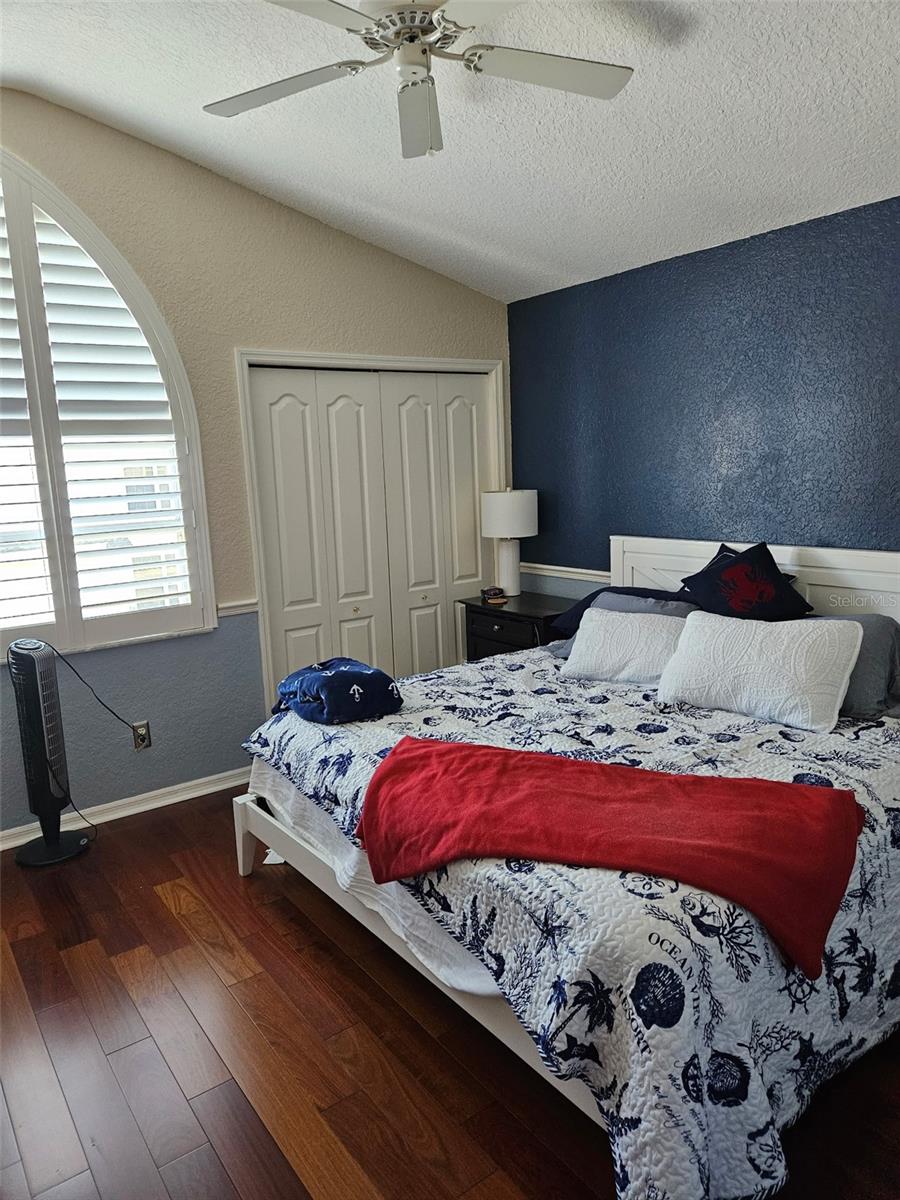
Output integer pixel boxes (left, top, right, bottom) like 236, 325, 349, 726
247, 368, 332, 686
380, 373, 449, 675
314, 371, 394, 673
437, 373, 495, 655
382, 371, 495, 674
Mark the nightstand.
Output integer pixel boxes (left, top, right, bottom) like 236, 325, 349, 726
461, 591, 571, 661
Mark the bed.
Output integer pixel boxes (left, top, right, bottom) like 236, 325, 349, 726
234, 537, 900, 1200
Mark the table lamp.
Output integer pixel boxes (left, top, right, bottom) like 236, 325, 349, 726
480, 488, 538, 596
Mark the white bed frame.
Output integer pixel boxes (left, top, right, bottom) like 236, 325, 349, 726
233, 536, 900, 1124
610, 536, 899, 623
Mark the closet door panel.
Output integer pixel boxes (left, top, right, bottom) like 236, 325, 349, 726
271, 396, 321, 606
248, 368, 332, 687
324, 392, 372, 601
395, 390, 441, 590
381, 373, 448, 676
442, 387, 483, 586
408, 605, 443, 675
285, 626, 326, 672
315, 371, 394, 674
437, 374, 497, 661
340, 615, 377, 664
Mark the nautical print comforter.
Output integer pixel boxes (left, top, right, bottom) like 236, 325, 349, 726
244, 646, 900, 1200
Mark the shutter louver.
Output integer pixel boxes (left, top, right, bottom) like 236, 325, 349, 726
0, 185, 56, 627
33, 205, 192, 619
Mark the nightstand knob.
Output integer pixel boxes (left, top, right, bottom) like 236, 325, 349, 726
493, 623, 501, 633
352, 606, 360, 614
421, 594, 428, 601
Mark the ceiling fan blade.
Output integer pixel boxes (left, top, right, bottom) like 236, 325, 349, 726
397, 77, 443, 159
265, 0, 372, 32
464, 44, 633, 100
204, 60, 372, 117
434, 1, 524, 30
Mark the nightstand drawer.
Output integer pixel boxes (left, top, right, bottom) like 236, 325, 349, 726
468, 611, 535, 647
468, 635, 512, 661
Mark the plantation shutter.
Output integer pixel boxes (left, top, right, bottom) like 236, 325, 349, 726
0, 155, 214, 652
34, 205, 193, 621
0, 184, 56, 629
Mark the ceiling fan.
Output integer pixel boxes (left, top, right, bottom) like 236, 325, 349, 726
203, 1, 633, 158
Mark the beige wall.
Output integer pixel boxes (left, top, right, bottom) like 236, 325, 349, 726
0, 89, 509, 607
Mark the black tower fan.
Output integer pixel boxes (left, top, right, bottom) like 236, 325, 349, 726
8, 638, 90, 866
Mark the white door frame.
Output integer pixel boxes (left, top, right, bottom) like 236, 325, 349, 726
236, 349, 507, 705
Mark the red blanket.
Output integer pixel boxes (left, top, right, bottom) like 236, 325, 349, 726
357, 737, 864, 978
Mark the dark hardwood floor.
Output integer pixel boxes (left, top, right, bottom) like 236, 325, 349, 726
1, 789, 897, 1200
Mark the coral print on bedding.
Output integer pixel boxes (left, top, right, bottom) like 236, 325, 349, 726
244, 646, 900, 1200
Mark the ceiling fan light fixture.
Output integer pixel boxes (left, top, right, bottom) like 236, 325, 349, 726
393, 40, 431, 83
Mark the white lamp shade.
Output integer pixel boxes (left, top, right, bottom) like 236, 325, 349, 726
481, 489, 538, 539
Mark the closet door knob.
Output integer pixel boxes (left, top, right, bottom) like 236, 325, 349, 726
352, 606, 360, 614
421, 594, 428, 601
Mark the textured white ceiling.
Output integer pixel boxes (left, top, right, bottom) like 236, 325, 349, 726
2, 1, 898, 301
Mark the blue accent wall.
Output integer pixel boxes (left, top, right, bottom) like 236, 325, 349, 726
1, 614, 265, 831
509, 198, 900, 571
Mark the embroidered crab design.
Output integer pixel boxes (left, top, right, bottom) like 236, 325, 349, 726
718, 562, 776, 613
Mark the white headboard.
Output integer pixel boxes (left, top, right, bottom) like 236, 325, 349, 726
610, 536, 900, 624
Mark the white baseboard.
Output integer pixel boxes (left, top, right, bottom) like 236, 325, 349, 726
521, 562, 611, 585
0, 765, 252, 852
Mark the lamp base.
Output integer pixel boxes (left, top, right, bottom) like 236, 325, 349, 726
497, 539, 522, 596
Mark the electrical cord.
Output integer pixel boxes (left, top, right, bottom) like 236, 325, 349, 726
5, 640, 135, 844
42, 640, 134, 731
46, 755, 98, 843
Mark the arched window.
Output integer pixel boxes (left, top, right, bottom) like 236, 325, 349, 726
1, 153, 215, 652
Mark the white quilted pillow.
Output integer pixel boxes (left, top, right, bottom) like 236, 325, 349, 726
561, 608, 686, 685
657, 611, 863, 733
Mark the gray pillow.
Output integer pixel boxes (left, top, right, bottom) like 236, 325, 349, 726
811, 614, 900, 718
551, 592, 699, 659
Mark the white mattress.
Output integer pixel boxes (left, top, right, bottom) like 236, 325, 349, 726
248, 757, 498, 996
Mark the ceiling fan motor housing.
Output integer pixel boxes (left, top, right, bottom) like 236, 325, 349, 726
357, 7, 463, 52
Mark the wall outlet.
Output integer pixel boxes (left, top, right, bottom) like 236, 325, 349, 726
131, 721, 152, 751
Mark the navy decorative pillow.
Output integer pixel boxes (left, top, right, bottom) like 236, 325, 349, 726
681, 542, 812, 621
273, 657, 403, 724
551, 585, 691, 638
709, 543, 796, 584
